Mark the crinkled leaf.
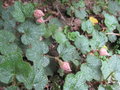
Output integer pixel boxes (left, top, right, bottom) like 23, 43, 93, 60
0, 30, 15, 43
1, 7, 16, 32
80, 64, 95, 81
98, 85, 105, 90
72, 0, 85, 8
5, 86, 19, 90
12, 1, 25, 22
18, 21, 46, 45
67, 31, 80, 41
111, 83, 120, 90
86, 55, 102, 68
108, 1, 120, 15
16, 63, 48, 90
33, 65, 48, 90
0, 20, 3, 29
63, 72, 88, 90
0, 60, 32, 84
22, 3, 34, 18
0, 43, 19, 55
104, 13, 118, 32
93, 5, 101, 14
0, 1, 2, 14
54, 31, 68, 44
81, 20, 95, 34
108, 34, 117, 43
74, 35, 90, 54
82, 55, 102, 81
26, 41, 49, 67
3, 20, 16, 32
49, 18, 63, 27
75, 9, 87, 19
44, 24, 58, 38
2, 7, 14, 20
98, 84, 120, 90
2, 52, 22, 62
90, 31, 108, 49
101, 55, 120, 81
57, 42, 80, 61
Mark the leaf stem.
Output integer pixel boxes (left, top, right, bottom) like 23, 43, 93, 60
12, 75, 17, 86
105, 72, 114, 80
44, 55, 62, 63
106, 33, 120, 36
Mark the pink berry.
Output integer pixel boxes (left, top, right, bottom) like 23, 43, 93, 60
99, 48, 109, 56
59, 61, 72, 72
36, 17, 45, 23
34, 9, 45, 18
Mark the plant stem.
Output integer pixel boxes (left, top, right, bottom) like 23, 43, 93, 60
44, 54, 62, 63
105, 72, 114, 80
106, 33, 120, 36
12, 75, 16, 86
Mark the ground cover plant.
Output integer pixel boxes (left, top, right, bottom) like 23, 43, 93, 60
0, 0, 120, 90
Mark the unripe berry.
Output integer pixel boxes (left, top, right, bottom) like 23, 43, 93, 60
36, 17, 45, 23
59, 61, 72, 72
99, 48, 109, 56
34, 9, 45, 18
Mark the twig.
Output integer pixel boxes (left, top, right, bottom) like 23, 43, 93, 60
55, 5, 66, 21
106, 33, 120, 36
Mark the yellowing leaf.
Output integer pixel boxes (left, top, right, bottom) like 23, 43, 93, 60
89, 16, 98, 25
102, 45, 108, 50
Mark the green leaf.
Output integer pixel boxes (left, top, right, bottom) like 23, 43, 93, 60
67, 31, 80, 41
0, 30, 15, 43
81, 20, 95, 34
111, 83, 120, 90
98, 85, 105, 90
90, 31, 108, 49
101, 55, 120, 81
86, 55, 102, 68
26, 41, 49, 67
104, 12, 118, 32
63, 72, 88, 90
93, 5, 101, 14
98, 84, 120, 90
0, 60, 32, 84
2, 7, 14, 21
0, 1, 3, 14
0, 20, 3, 29
49, 18, 63, 27
74, 35, 90, 54
53, 31, 68, 44
86, 55, 102, 80
108, 34, 117, 43
80, 64, 95, 81
75, 9, 87, 19
0, 43, 19, 55
33, 65, 48, 90
57, 42, 80, 61
72, 0, 85, 8
3, 19, 16, 32
1, 7, 16, 32
16, 62, 48, 90
108, 1, 120, 15
18, 21, 46, 45
2, 52, 22, 62
44, 24, 58, 38
5, 86, 19, 90
22, 3, 34, 18
12, 1, 25, 22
